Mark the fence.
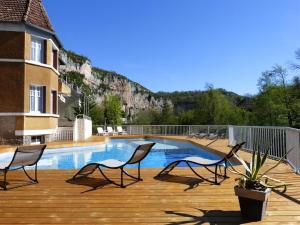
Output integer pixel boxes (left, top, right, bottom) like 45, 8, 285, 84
47, 127, 73, 142
94, 124, 300, 174
229, 126, 300, 174
96, 125, 228, 136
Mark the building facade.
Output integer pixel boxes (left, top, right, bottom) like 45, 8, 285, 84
0, 0, 64, 144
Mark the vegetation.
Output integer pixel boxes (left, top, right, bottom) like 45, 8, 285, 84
104, 95, 123, 125
65, 50, 90, 65
133, 49, 300, 128
63, 71, 92, 96
229, 149, 288, 192
66, 48, 300, 128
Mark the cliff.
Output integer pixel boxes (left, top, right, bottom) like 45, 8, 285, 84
58, 50, 166, 122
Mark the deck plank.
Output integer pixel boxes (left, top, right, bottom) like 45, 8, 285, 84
0, 137, 299, 224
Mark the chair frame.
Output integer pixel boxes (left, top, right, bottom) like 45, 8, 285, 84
156, 142, 245, 185
0, 145, 46, 190
72, 143, 155, 188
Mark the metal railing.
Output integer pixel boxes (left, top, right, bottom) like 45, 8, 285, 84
94, 124, 300, 174
95, 125, 228, 137
47, 127, 74, 142
229, 125, 300, 174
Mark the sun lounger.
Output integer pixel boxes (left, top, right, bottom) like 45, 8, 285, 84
0, 145, 46, 190
72, 143, 156, 188
97, 127, 107, 136
155, 142, 245, 184
116, 126, 127, 135
107, 126, 117, 136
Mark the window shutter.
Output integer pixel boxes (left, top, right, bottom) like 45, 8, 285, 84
43, 86, 46, 113
44, 40, 47, 64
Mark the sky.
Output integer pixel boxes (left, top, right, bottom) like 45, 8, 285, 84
44, 0, 300, 95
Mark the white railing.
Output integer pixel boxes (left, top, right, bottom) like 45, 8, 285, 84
47, 127, 74, 142
229, 126, 287, 158
229, 125, 300, 174
122, 125, 228, 136
94, 124, 300, 174
286, 128, 300, 174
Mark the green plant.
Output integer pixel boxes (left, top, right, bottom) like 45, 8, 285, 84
229, 149, 290, 192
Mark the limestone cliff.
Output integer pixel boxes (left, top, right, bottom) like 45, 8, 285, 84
59, 50, 167, 122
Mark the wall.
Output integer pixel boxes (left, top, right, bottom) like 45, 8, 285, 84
24, 64, 58, 114
0, 31, 25, 59
0, 62, 25, 112
73, 117, 92, 141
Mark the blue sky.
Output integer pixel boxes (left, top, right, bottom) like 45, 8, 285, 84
44, 0, 300, 95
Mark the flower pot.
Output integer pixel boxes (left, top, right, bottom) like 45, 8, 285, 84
234, 186, 271, 221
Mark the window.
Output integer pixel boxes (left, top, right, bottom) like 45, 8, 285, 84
31, 136, 44, 145
52, 49, 58, 69
30, 85, 45, 113
31, 37, 44, 63
50, 90, 57, 114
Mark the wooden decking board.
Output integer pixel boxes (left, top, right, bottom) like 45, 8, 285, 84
0, 137, 299, 224
0, 166, 299, 224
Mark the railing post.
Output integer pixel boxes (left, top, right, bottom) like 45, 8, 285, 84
188, 125, 191, 135
286, 128, 300, 174
228, 125, 235, 146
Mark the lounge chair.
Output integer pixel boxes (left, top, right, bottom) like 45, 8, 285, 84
116, 126, 127, 135
72, 143, 156, 188
0, 145, 46, 190
207, 133, 218, 140
97, 127, 107, 136
107, 126, 116, 136
155, 142, 245, 184
188, 132, 207, 139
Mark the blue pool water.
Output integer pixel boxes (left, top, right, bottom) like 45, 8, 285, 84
0, 138, 223, 170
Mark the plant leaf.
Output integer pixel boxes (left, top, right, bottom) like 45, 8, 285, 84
232, 152, 251, 173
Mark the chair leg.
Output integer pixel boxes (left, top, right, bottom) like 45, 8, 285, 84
3, 170, 7, 191
215, 165, 218, 184
23, 166, 38, 183
120, 168, 125, 188
138, 162, 142, 181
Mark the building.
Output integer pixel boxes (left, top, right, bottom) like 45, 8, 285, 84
0, 0, 67, 144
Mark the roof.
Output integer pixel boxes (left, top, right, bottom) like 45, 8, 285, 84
0, 0, 54, 32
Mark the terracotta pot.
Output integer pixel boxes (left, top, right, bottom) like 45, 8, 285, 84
234, 186, 271, 221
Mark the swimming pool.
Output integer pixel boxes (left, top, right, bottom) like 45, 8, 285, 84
0, 138, 223, 170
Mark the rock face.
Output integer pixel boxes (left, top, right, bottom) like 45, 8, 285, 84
59, 51, 167, 122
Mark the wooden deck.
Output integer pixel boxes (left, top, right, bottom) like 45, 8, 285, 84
0, 137, 299, 224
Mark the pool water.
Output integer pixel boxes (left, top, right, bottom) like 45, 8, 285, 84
0, 138, 223, 170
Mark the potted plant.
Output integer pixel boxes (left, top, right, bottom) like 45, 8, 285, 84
229, 149, 289, 221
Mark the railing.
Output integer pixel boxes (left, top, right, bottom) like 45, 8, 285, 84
229, 125, 300, 174
47, 127, 74, 142
95, 125, 228, 136
94, 124, 300, 174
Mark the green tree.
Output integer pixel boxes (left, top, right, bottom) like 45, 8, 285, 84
104, 95, 123, 125
255, 65, 299, 127
133, 109, 161, 125
194, 87, 245, 125
159, 102, 177, 124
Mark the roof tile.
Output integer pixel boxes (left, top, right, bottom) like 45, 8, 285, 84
0, 0, 54, 32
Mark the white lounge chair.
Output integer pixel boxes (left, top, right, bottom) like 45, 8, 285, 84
116, 126, 127, 135
97, 127, 107, 136
107, 127, 116, 136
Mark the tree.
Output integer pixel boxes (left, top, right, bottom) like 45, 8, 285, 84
194, 87, 246, 125
256, 65, 298, 127
159, 102, 177, 124
132, 109, 161, 125
104, 95, 123, 125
